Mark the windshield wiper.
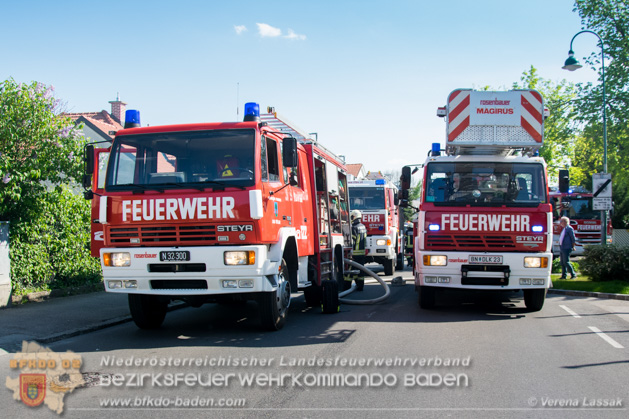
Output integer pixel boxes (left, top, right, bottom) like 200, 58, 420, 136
154, 182, 207, 191
156, 181, 247, 191
124, 183, 164, 193
189, 180, 247, 190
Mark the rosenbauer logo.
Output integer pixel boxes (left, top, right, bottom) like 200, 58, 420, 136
479, 99, 511, 106
134, 252, 157, 259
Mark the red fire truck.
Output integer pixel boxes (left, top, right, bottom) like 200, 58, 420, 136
400, 89, 553, 311
84, 103, 351, 330
550, 187, 612, 255
348, 173, 403, 275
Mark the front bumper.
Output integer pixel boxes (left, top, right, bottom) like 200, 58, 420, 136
365, 235, 395, 260
415, 251, 551, 290
101, 245, 280, 295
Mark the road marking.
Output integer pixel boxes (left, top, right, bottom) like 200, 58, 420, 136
588, 326, 624, 349
559, 305, 581, 318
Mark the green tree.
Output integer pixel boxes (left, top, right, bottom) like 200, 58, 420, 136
0, 79, 100, 294
512, 66, 580, 181
0, 79, 83, 216
572, 0, 629, 226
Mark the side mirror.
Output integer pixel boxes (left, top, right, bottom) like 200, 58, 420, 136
394, 194, 399, 206
282, 137, 298, 168
84, 144, 95, 175
398, 189, 409, 207
289, 171, 299, 186
82, 174, 92, 189
400, 166, 411, 190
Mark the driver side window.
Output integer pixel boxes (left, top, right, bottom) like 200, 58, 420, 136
263, 137, 280, 182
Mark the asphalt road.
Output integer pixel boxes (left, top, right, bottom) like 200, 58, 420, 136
2, 265, 628, 418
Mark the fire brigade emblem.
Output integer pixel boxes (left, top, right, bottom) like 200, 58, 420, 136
274, 202, 278, 217
20, 374, 46, 407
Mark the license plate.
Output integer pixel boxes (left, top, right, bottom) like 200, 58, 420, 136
469, 255, 503, 264
159, 251, 190, 262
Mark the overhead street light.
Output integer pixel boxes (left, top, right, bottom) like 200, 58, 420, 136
562, 30, 609, 246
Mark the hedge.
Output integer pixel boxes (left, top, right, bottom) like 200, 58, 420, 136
579, 244, 629, 282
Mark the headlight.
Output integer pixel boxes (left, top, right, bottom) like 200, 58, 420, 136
376, 239, 387, 246
524, 257, 548, 268
103, 252, 131, 267
224, 251, 255, 265
423, 255, 447, 266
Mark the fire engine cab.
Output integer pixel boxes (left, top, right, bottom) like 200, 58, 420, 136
348, 173, 403, 275
84, 103, 351, 330
400, 89, 553, 311
550, 186, 612, 256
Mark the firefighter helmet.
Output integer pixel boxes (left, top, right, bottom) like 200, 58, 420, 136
350, 210, 362, 222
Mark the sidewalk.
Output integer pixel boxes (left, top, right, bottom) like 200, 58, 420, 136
0, 291, 131, 354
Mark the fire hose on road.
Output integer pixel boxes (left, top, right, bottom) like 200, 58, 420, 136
338, 258, 391, 305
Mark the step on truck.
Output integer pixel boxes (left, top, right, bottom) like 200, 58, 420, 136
400, 89, 553, 311
348, 174, 403, 275
83, 103, 351, 330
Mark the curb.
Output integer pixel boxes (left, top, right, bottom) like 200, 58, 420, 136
34, 301, 189, 346
549, 288, 629, 301
9, 283, 105, 306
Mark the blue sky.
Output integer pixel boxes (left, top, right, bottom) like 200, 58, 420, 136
1, 0, 602, 172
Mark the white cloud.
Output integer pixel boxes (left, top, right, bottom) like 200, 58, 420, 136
234, 25, 247, 35
256, 23, 282, 38
285, 29, 306, 41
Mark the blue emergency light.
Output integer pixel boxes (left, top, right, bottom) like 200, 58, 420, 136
532, 225, 543, 233
431, 143, 441, 156
428, 224, 440, 232
124, 110, 141, 128
375, 179, 385, 185
244, 102, 260, 122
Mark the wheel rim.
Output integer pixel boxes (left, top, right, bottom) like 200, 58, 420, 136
277, 271, 291, 315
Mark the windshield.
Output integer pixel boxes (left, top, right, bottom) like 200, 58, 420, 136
424, 162, 547, 207
559, 197, 600, 220
106, 129, 255, 191
348, 187, 385, 210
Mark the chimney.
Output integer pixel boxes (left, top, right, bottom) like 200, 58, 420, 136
109, 93, 127, 125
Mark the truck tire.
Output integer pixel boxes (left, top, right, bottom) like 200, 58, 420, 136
384, 258, 395, 276
128, 294, 168, 329
418, 286, 436, 309
303, 281, 322, 306
260, 259, 291, 331
334, 253, 345, 290
321, 279, 339, 314
523, 289, 546, 311
396, 252, 404, 271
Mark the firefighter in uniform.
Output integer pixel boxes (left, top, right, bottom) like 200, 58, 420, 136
344, 210, 367, 291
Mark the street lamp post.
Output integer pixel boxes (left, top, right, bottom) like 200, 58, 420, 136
563, 30, 609, 246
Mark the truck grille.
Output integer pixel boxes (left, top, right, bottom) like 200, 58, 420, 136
150, 280, 208, 290
426, 234, 516, 250
148, 264, 206, 273
108, 225, 216, 246
461, 264, 510, 286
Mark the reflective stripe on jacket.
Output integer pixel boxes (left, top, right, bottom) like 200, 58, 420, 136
352, 221, 367, 256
